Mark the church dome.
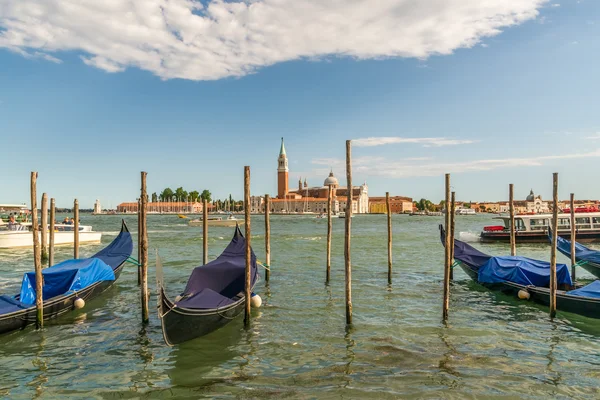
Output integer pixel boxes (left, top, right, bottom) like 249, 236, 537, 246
526, 189, 535, 202
324, 171, 339, 187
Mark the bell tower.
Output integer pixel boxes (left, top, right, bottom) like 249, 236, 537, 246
277, 137, 289, 199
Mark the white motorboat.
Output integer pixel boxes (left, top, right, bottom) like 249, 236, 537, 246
188, 214, 244, 227
0, 223, 102, 249
455, 208, 477, 215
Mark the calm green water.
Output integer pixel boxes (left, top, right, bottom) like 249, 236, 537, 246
1, 214, 600, 399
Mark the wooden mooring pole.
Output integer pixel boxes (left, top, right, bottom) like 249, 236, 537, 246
49, 198, 55, 267
31, 172, 43, 329
203, 198, 208, 265
345, 140, 353, 325
74, 199, 79, 259
326, 186, 332, 284
550, 173, 559, 319
244, 166, 252, 327
41, 193, 48, 263
570, 193, 576, 282
137, 198, 141, 285
386, 192, 392, 284
264, 194, 271, 283
450, 191, 456, 281
140, 172, 149, 324
509, 184, 516, 256
443, 173, 451, 321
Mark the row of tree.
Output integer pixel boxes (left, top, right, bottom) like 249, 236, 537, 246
413, 198, 473, 211
151, 188, 247, 211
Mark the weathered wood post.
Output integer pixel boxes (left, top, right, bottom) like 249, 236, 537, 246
550, 173, 559, 319
509, 184, 516, 256
74, 199, 79, 259
244, 166, 252, 327
443, 173, 451, 321
49, 198, 55, 267
203, 198, 208, 265
326, 186, 332, 284
140, 172, 149, 324
570, 193, 576, 282
264, 194, 271, 283
41, 193, 48, 263
450, 191, 456, 280
137, 198, 141, 285
31, 172, 43, 329
345, 140, 353, 325
386, 192, 392, 284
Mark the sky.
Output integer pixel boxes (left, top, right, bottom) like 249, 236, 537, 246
1, 0, 599, 208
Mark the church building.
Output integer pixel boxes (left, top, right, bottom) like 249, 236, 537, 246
269, 138, 369, 214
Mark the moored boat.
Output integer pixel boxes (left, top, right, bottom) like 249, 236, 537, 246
0, 222, 102, 249
188, 214, 244, 227
551, 231, 600, 279
480, 211, 600, 243
440, 225, 600, 319
156, 226, 259, 346
0, 221, 133, 335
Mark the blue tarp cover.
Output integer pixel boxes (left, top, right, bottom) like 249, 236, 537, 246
0, 295, 27, 314
91, 227, 133, 269
555, 235, 600, 264
569, 280, 600, 299
19, 258, 115, 305
478, 256, 573, 287
177, 226, 258, 309
439, 225, 491, 269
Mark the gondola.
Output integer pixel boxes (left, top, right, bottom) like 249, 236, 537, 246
156, 225, 259, 346
0, 220, 133, 335
551, 231, 600, 279
440, 225, 600, 319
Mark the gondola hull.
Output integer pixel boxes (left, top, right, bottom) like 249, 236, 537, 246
0, 221, 132, 336
159, 288, 247, 346
0, 265, 124, 334
455, 261, 600, 319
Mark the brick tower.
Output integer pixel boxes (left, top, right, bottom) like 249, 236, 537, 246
277, 137, 289, 199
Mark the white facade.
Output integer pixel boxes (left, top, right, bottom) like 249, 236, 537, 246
93, 199, 102, 214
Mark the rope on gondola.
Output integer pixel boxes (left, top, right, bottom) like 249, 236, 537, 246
257, 261, 270, 271
451, 261, 459, 269
573, 260, 588, 268
125, 256, 141, 266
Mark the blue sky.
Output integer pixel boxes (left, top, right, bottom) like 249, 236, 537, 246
1, 0, 599, 208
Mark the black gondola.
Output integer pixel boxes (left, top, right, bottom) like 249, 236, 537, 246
156, 225, 259, 346
0, 220, 133, 335
551, 230, 600, 279
440, 225, 600, 319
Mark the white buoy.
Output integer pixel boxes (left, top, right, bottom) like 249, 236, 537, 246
251, 293, 262, 308
518, 290, 530, 300
74, 297, 85, 309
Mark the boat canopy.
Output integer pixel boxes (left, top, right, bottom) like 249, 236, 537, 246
569, 280, 600, 299
478, 256, 572, 287
19, 258, 115, 305
555, 234, 600, 264
177, 226, 258, 309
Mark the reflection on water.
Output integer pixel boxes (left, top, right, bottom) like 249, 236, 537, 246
1, 214, 600, 398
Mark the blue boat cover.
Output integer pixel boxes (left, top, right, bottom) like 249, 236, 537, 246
19, 258, 115, 305
0, 295, 27, 314
439, 225, 491, 269
555, 234, 600, 264
569, 280, 600, 299
478, 256, 573, 287
91, 226, 133, 269
177, 226, 258, 309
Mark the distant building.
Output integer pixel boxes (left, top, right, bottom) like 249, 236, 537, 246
271, 138, 369, 213
369, 196, 413, 214
117, 201, 205, 213
93, 199, 102, 215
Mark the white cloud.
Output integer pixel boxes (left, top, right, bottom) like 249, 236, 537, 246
585, 133, 600, 139
0, 0, 547, 81
551, 3, 561, 7
312, 149, 600, 178
353, 137, 476, 147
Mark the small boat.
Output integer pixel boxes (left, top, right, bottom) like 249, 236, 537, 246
338, 212, 353, 219
156, 226, 259, 345
480, 212, 600, 243
0, 221, 133, 335
188, 214, 244, 227
455, 208, 476, 216
177, 214, 188, 219
440, 225, 600, 319
0, 222, 102, 249
552, 231, 600, 279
